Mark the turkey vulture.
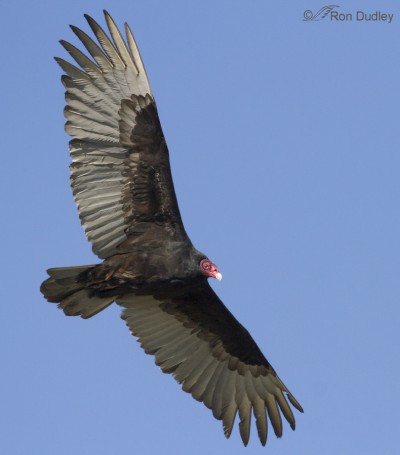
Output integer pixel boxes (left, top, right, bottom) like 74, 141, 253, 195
41, 11, 303, 446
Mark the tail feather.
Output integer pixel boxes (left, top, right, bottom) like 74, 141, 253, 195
41, 265, 116, 319
47, 265, 91, 280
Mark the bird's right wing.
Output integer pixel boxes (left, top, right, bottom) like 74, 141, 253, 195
117, 282, 303, 446
56, 11, 188, 259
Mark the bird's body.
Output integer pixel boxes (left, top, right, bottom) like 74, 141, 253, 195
79, 242, 206, 293
41, 11, 303, 446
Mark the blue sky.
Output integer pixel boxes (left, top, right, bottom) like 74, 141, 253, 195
2, 1, 400, 453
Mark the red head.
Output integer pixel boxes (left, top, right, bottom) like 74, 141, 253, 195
200, 259, 222, 281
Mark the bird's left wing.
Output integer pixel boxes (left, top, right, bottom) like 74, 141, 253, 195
56, 11, 187, 259
117, 283, 303, 446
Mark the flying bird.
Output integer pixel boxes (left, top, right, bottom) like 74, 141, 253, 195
41, 11, 303, 446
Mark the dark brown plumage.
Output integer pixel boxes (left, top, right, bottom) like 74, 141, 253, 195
40, 11, 303, 446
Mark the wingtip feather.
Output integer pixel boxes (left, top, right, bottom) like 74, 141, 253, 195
287, 392, 304, 413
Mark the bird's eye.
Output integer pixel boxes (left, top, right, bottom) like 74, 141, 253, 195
201, 260, 211, 270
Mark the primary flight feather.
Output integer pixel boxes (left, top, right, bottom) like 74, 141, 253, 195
40, 11, 303, 446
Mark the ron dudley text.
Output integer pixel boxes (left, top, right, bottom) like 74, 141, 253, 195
331, 10, 394, 23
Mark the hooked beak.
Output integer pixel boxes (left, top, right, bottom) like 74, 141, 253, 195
215, 272, 222, 281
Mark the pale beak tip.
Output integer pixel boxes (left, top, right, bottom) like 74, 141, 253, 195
215, 272, 222, 281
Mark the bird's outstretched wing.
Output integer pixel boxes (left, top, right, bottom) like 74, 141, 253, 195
117, 283, 303, 446
56, 11, 187, 259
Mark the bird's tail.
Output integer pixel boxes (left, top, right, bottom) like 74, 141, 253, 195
40, 265, 116, 319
